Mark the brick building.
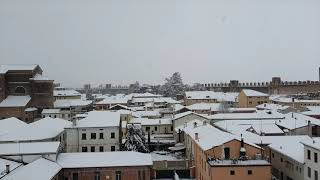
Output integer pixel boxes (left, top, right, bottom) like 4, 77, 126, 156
0, 64, 54, 122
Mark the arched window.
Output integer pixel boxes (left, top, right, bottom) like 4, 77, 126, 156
15, 86, 26, 94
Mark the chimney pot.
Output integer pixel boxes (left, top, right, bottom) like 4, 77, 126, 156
5, 164, 10, 174
195, 133, 199, 141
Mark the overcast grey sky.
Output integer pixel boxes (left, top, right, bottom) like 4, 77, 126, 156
0, 0, 319, 87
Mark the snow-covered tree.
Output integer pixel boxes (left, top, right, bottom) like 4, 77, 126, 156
124, 124, 149, 153
128, 81, 140, 93
161, 72, 186, 97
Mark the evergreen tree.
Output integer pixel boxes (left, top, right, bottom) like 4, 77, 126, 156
124, 124, 149, 153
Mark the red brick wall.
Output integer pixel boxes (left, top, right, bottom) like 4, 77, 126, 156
61, 166, 151, 180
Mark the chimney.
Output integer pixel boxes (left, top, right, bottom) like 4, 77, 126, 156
5, 164, 10, 174
195, 133, 199, 141
193, 122, 198, 128
203, 121, 207, 126
241, 138, 244, 148
72, 119, 77, 126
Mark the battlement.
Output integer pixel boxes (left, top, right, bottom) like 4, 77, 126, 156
202, 78, 320, 88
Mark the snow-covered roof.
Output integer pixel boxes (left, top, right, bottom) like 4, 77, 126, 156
42, 109, 61, 114
54, 89, 81, 97
0, 64, 39, 74
272, 97, 320, 103
2, 158, 61, 180
72, 111, 120, 128
0, 117, 71, 142
215, 119, 284, 135
0, 95, 31, 107
132, 110, 161, 118
185, 91, 238, 102
173, 111, 209, 121
183, 123, 260, 151
174, 119, 204, 132
57, 152, 153, 168
29, 73, 52, 81
187, 103, 221, 111
96, 95, 129, 105
0, 142, 60, 156
0, 158, 23, 178
0, 118, 27, 136
303, 106, 320, 116
302, 139, 320, 151
174, 104, 190, 112
242, 89, 269, 97
227, 107, 256, 113
275, 112, 320, 130
54, 99, 92, 108
109, 104, 130, 110
130, 118, 173, 126
268, 136, 313, 163
256, 103, 290, 111
24, 107, 37, 112
209, 110, 284, 120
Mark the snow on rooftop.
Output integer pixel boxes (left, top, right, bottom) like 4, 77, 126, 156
209, 110, 284, 120
0, 158, 23, 178
42, 109, 61, 114
0, 117, 71, 142
0, 118, 27, 136
130, 118, 173, 126
275, 112, 320, 130
242, 89, 269, 97
29, 73, 51, 81
132, 110, 161, 118
303, 106, 320, 116
302, 138, 320, 150
0, 141, 60, 156
0, 64, 38, 74
186, 103, 222, 111
73, 111, 120, 128
268, 136, 313, 163
2, 158, 61, 180
256, 103, 290, 111
214, 119, 284, 135
173, 111, 209, 121
185, 91, 238, 102
54, 99, 92, 108
57, 151, 152, 168
53, 89, 81, 97
0, 95, 31, 107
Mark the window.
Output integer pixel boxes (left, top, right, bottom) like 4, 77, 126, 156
111, 132, 115, 139
154, 127, 157, 131
116, 171, 121, 180
72, 173, 78, 180
81, 133, 86, 140
308, 167, 311, 178
111, 146, 116, 151
146, 127, 150, 132
171, 126, 173, 131
91, 133, 96, 139
99, 133, 104, 139
230, 170, 235, 175
91, 146, 95, 152
281, 158, 283, 162
248, 170, 252, 175
95, 172, 100, 180
99, 146, 104, 152
308, 150, 311, 160
82, 147, 88, 152
15, 86, 26, 94
272, 153, 274, 158
315, 170, 318, 180
315, 152, 318, 163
